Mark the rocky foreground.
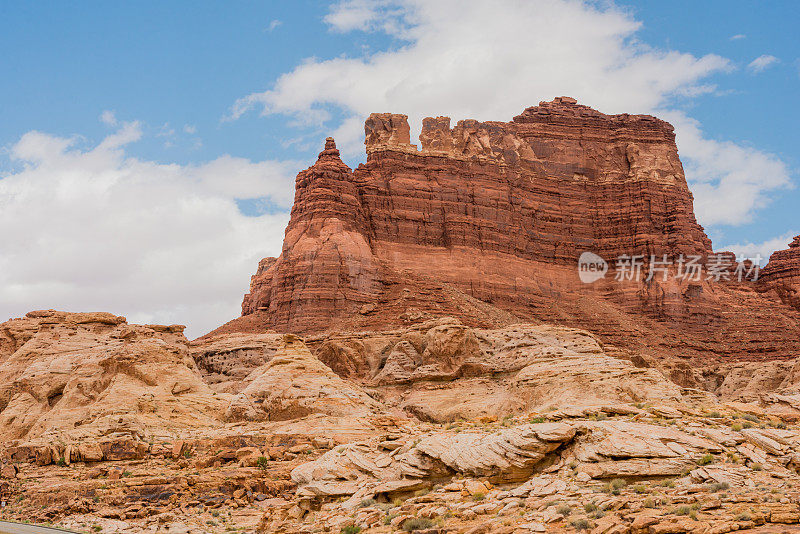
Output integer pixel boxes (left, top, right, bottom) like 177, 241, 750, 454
4, 311, 800, 533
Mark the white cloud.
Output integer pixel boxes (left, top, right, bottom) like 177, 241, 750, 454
232, 0, 792, 232
748, 54, 780, 73
183, 124, 197, 134
266, 19, 282, 32
729, 34, 746, 41
100, 110, 117, 127
664, 111, 793, 226
0, 122, 294, 338
722, 231, 798, 265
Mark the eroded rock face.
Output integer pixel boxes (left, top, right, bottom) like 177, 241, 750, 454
225, 334, 386, 422
221, 98, 800, 363
761, 235, 800, 311
304, 319, 683, 422
289, 419, 725, 501
190, 332, 283, 392
0, 310, 224, 445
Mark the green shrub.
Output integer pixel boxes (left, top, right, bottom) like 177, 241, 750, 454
341, 527, 362, 534
583, 503, 598, 513
709, 482, 730, 492
610, 478, 627, 490
632, 484, 648, 494
402, 518, 435, 532
697, 453, 714, 466
256, 456, 269, 470
472, 492, 485, 501
731, 423, 743, 431
743, 414, 760, 423
675, 505, 691, 516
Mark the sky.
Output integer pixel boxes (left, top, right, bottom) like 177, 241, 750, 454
1, 0, 798, 337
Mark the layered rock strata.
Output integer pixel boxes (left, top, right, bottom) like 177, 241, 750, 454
221, 98, 800, 362
761, 235, 800, 311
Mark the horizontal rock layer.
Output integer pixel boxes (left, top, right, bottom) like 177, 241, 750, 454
761, 235, 800, 311
221, 98, 800, 362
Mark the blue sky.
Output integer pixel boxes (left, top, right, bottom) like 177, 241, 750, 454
0, 0, 798, 336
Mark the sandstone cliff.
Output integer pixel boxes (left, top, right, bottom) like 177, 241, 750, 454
761, 235, 800, 311
219, 98, 800, 364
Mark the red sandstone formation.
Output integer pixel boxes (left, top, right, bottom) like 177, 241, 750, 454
761, 235, 800, 311
214, 98, 800, 362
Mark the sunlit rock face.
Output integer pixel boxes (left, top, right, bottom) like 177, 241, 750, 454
219, 98, 800, 363
761, 235, 800, 311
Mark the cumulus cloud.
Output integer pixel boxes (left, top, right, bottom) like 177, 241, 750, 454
234, 0, 729, 154
664, 112, 793, 226
0, 121, 294, 338
747, 54, 780, 73
231, 0, 792, 233
722, 231, 799, 265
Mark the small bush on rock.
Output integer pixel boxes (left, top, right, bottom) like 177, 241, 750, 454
402, 517, 435, 532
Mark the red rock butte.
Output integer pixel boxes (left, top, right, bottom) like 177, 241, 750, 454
211, 98, 800, 364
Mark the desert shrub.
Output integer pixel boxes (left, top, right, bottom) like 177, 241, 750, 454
751, 463, 763, 471
675, 505, 691, 515
731, 423, 743, 431
341, 527, 362, 534
359, 498, 376, 508
571, 518, 590, 530
710, 482, 730, 492
632, 484, 648, 494
610, 478, 627, 490
402, 518, 435, 532
472, 492, 485, 501
743, 414, 760, 423
583, 503, 598, 513
557, 504, 572, 516
697, 453, 714, 466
